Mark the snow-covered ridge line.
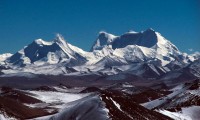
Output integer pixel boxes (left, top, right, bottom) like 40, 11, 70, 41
0, 28, 199, 76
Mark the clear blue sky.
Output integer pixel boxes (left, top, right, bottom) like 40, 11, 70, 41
0, 0, 199, 54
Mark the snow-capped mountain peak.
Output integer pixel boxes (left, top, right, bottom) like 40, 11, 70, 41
6, 34, 86, 66
98, 31, 117, 41
189, 52, 200, 61
54, 33, 75, 56
54, 33, 68, 46
90, 31, 117, 51
91, 28, 163, 51
0, 53, 13, 62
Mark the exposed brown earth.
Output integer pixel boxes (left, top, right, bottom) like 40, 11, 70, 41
1, 86, 42, 104
0, 86, 57, 119
100, 90, 173, 120
129, 89, 172, 103
80, 87, 101, 93
33, 86, 57, 92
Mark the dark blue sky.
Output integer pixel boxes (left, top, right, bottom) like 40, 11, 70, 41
0, 0, 199, 54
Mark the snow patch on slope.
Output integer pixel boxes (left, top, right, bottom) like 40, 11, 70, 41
33, 96, 109, 120
158, 106, 200, 120
26, 90, 89, 108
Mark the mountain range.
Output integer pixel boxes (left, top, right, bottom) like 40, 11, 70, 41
0, 28, 200, 120
0, 28, 199, 80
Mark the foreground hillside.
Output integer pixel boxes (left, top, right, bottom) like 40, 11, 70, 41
0, 79, 199, 120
